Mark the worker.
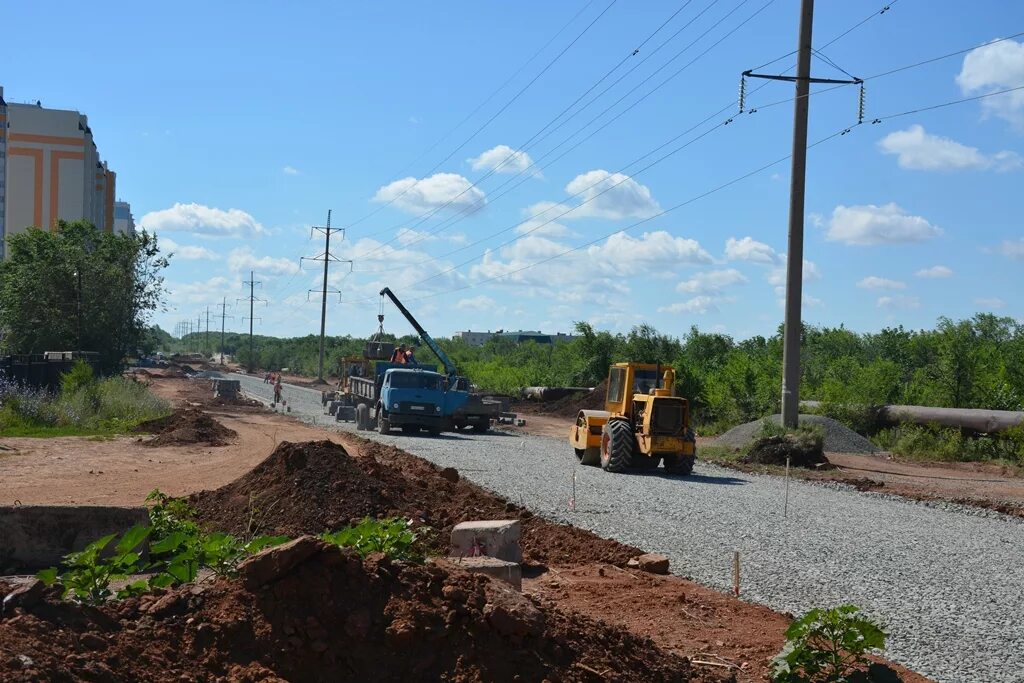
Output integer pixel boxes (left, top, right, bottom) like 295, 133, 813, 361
273, 376, 282, 404
404, 346, 418, 365
391, 344, 407, 364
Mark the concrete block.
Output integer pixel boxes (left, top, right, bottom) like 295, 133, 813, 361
451, 520, 522, 563
0, 505, 149, 572
447, 555, 522, 591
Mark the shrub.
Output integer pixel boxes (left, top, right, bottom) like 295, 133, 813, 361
320, 517, 426, 563
37, 526, 151, 604
875, 423, 1024, 465
59, 360, 95, 396
771, 604, 889, 682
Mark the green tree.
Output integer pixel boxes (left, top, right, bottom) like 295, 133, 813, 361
0, 221, 167, 371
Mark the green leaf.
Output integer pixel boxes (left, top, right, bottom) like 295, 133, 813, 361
150, 531, 187, 555
147, 573, 176, 589
115, 525, 151, 554
36, 567, 59, 585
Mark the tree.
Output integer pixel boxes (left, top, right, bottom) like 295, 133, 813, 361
0, 221, 167, 371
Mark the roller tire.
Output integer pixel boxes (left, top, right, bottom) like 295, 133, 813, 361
663, 453, 695, 475
575, 447, 601, 467
355, 404, 369, 430
600, 420, 634, 473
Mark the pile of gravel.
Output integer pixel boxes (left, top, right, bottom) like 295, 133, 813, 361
713, 414, 880, 454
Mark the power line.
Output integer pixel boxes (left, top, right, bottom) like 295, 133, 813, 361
354, 0, 711, 250
358, 0, 776, 261
351, 0, 619, 229
300, 210, 352, 381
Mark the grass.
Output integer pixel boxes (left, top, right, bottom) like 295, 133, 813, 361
0, 368, 171, 438
873, 423, 1024, 466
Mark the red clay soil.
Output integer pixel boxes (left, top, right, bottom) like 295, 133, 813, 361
191, 439, 641, 568
136, 408, 237, 447
0, 547, 725, 683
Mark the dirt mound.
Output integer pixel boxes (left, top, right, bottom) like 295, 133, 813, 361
715, 414, 880, 454
0, 546, 719, 683
742, 435, 830, 468
192, 439, 640, 567
136, 408, 237, 447
533, 379, 608, 418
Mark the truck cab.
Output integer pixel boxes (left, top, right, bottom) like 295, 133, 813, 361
377, 367, 446, 434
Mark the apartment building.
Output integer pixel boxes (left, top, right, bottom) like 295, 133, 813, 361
0, 86, 120, 255
113, 201, 135, 235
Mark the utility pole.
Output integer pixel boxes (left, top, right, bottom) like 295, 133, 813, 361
216, 298, 233, 365
301, 210, 352, 381
741, 0, 860, 427
205, 306, 211, 358
238, 270, 265, 372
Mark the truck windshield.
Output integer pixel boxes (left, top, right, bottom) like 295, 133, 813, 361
389, 373, 442, 390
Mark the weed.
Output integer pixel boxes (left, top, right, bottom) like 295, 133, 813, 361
37, 525, 150, 604
771, 605, 888, 682
321, 517, 426, 563
874, 423, 1024, 465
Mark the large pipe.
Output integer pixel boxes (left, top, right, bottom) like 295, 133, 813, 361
522, 387, 593, 401
800, 401, 1024, 433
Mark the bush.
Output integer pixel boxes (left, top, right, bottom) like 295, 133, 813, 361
320, 517, 426, 563
59, 361, 95, 396
876, 423, 1024, 464
771, 604, 890, 682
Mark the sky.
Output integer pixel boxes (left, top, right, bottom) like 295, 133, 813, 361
6, 0, 1024, 341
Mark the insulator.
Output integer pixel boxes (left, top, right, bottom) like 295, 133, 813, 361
738, 75, 746, 113
857, 84, 866, 125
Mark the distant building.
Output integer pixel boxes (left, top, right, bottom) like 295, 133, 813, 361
113, 201, 135, 235
457, 329, 578, 347
0, 86, 121, 256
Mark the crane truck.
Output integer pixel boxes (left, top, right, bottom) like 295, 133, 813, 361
322, 288, 498, 435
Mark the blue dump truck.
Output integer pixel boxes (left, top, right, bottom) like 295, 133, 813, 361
320, 287, 498, 435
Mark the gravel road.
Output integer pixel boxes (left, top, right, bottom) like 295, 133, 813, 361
228, 373, 1024, 683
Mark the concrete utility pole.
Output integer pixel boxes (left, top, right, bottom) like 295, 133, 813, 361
780, 0, 815, 428
742, 0, 859, 428
205, 306, 211, 358
239, 271, 264, 372
301, 210, 352, 381
216, 298, 233, 365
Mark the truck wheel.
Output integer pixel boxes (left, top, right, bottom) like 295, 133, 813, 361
401, 425, 417, 434
378, 413, 391, 434
600, 420, 633, 473
575, 447, 601, 466
663, 453, 695, 475
471, 422, 489, 433
427, 426, 442, 436
355, 404, 369, 430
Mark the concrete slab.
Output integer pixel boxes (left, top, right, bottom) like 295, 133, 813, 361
0, 505, 149, 572
445, 556, 522, 590
450, 519, 522, 563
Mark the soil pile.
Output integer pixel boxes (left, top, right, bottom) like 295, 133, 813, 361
0, 546, 720, 683
136, 408, 237, 447
192, 439, 640, 567
533, 379, 608, 418
715, 414, 880, 454
742, 435, 830, 468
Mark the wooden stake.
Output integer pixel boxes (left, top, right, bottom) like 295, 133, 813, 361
733, 551, 740, 597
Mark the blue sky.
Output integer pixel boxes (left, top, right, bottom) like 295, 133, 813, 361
7, 0, 1023, 340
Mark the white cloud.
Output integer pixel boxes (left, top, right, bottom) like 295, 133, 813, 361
543, 170, 660, 220
658, 296, 722, 314
468, 145, 538, 176
878, 125, 1022, 172
956, 38, 1024, 129
676, 269, 748, 294
724, 236, 779, 264
826, 203, 941, 246
857, 276, 906, 290
395, 227, 437, 246
167, 276, 236, 306
456, 295, 498, 312
999, 238, 1024, 260
768, 258, 821, 289
227, 247, 300, 276
975, 297, 1006, 309
373, 173, 486, 215
877, 295, 920, 310
159, 237, 218, 261
586, 231, 712, 270
139, 203, 266, 238
282, 166, 300, 176
514, 216, 570, 238
916, 265, 954, 278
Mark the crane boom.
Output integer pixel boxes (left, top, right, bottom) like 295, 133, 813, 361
379, 287, 458, 380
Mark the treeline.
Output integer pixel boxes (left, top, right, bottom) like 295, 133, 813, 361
166, 314, 1023, 432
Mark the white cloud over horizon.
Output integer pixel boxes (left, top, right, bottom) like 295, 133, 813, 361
159, 237, 218, 261
877, 295, 921, 310
878, 124, 1022, 172
373, 173, 486, 215
467, 145, 538, 176
676, 268, 748, 294
140, 203, 267, 238
916, 265, 954, 278
857, 276, 907, 290
227, 247, 301, 276
724, 236, 780, 265
957, 38, 1024, 129
826, 203, 942, 246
